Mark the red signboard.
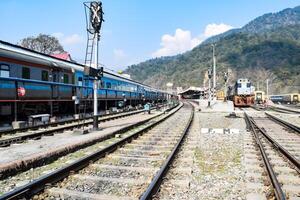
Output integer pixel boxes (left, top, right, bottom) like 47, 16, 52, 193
17, 87, 26, 97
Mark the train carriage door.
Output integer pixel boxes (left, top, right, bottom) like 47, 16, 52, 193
51, 69, 59, 99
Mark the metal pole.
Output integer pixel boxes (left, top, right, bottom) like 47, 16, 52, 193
266, 79, 269, 100
224, 82, 227, 102
212, 44, 216, 96
14, 102, 17, 121
224, 72, 228, 102
207, 69, 212, 107
93, 33, 99, 130
50, 101, 53, 116
208, 79, 211, 107
199, 91, 201, 108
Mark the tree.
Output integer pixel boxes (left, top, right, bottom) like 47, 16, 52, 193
19, 34, 65, 54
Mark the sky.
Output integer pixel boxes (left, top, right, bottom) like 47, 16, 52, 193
0, 0, 300, 71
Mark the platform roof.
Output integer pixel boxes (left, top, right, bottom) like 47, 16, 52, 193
178, 87, 207, 95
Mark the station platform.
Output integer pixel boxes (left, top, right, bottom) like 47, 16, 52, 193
192, 99, 234, 112
0, 110, 163, 165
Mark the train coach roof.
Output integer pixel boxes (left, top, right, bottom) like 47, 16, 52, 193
0, 40, 83, 70
0, 40, 164, 92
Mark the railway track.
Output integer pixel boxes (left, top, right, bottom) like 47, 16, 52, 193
0, 102, 193, 200
250, 104, 300, 114
0, 107, 162, 147
0, 104, 166, 137
244, 112, 300, 199
152, 102, 199, 199
266, 112, 300, 133
0, 110, 133, 136
0, 105, 174, 182
270, 106, 300, 114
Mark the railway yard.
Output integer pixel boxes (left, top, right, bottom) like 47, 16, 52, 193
0, 1, 300, 199
0, 100, 298, 200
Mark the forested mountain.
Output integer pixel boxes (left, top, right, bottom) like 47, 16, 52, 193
125, 6, 300, 93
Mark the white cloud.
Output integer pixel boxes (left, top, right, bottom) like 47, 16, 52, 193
152, 29, 202, 57
204, 23, 234, 37
152, 23, 234, 58
52, 32, 83, 46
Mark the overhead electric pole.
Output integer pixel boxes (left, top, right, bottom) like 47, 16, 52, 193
208, 68, 212, 107
266, 79, 269, 100
224, 71, 228, 102
212, 44, 216, 97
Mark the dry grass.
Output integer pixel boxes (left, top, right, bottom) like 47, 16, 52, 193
194, 146, 241, 175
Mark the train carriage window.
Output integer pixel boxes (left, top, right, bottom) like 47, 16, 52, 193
0, 64, 10, 78
41, 70, 49, 81
106, 82, 111, 89
78, 77, 83, 86
22, 67, 30, 79
71, 74, 75, 84
111, 83, 116, 89
63, 74, 69, 84
53, 74, 57, 82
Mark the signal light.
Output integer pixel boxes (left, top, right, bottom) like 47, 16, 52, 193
90, 1, 104, 33
84, 66, 104, 78
97, 66, 103, 78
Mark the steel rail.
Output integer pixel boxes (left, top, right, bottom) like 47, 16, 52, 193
271, 106, 300, 114
140, 103, 194, 200
0, 103, 182, 200
244, 113, 286, 200
250, 105, 264, 111
253, 119, 300, 170
0, 104, 177, 180
265, 112, 300, 133
0, 104, 166, 136
0, 106, 162, 147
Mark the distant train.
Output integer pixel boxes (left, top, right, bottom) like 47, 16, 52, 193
0, 40, 169, 122
269, 93, 299, 104
228, 78, 255, 107
254, 90, 266, 104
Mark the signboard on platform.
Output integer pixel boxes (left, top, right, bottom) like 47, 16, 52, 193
17, 87, 26, 97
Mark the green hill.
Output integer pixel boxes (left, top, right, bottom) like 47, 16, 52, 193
125, 6, 300, 93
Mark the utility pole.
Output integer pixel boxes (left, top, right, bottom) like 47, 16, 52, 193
224, 71, 228, 102
208, 68, 212, 107
266, 79, 269, 100
212, 44, 216, 98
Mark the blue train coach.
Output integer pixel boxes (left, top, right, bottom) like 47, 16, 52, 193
0, 40, 168, 122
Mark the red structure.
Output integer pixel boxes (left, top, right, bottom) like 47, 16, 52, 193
233, 95, 254, 107
50, 52, 72, 61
